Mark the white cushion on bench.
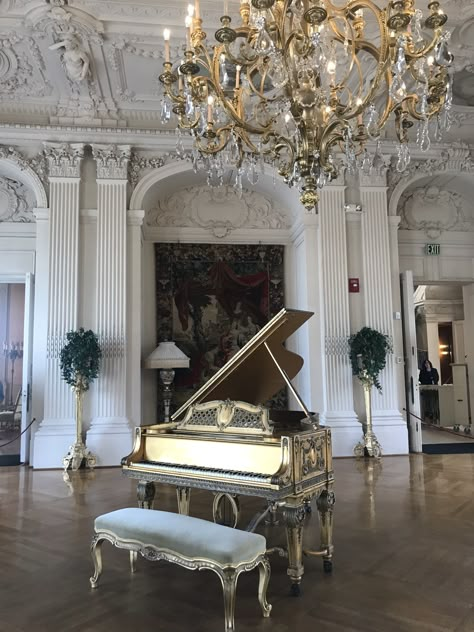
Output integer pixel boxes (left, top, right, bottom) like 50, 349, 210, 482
95, 508, 266, 566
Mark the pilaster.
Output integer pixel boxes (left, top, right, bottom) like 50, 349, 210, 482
360, 170, 408, 454
127, 210, 145, 427
292, 216, 326, 415
87, 144, 133, 466
319, 182, 360, 456
32, 143, 85, 468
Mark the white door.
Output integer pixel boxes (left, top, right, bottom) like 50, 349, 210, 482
20, 273, 34, 463
401, 271, 423, 453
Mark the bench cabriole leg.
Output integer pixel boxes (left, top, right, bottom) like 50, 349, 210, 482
218, 568, 239, 632
90, 534, 103, 588
258, 557, 272, 617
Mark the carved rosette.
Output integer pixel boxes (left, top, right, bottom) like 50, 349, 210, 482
93, 144, 131, 180
43, 142, 85, 178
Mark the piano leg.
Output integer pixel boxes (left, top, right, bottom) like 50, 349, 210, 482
316, 488, 335, 573
283, 504, 306, 596
176, 487, 191, 515
137, 480, 156, 510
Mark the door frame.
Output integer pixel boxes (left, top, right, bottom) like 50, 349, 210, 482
0, 273, 34, 464
401, 270, 423, 453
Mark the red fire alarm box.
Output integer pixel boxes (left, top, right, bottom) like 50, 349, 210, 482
349, 278, 360, 293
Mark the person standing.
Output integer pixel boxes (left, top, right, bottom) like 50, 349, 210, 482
419, 359, 440, 385
419, 359, 440, 423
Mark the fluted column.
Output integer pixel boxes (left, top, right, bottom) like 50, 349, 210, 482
127, 210, 145, 427
289, 216, 326, 415
360, 170, 408, 454
319, 179, 359, 455
32, 143, 85, 468
87, 145, 133, 466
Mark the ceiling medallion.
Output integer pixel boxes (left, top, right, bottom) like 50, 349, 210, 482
159, 0, 453, 211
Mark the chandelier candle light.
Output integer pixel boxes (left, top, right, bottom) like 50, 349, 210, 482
160, 0, 453, 211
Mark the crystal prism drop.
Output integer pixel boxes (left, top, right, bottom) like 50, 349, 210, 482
175, 129, 185, 159
390, 75, 407, 102
435, 38, 453, 67
396, 143, 411, 172
366, 104, 380, 139
255, 25, 274, 54
185, 93, 195, 118
234, 169, 243, 199
247, 157, 259, 186
160, 99, 171, 124
229, 134, 240, 164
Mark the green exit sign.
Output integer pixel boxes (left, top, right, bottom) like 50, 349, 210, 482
425, 243, 440, 255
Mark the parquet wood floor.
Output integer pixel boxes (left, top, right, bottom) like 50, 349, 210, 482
1, 455, 474, 632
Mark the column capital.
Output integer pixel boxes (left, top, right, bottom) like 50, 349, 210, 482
127, 210, 145, 226
359, 168, 388, 189
92, 144, 131, 180
326, 167, 346, 188
43, 142, 85, 178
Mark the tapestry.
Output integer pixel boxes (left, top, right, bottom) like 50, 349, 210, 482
154, 243, 286, 414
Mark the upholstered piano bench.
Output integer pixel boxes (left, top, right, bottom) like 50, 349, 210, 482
90, 507, 272, 632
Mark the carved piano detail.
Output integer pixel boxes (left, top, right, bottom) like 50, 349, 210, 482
122, 308, 334, 595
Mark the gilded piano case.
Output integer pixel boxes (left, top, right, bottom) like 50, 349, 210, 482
122, 308, 335, 593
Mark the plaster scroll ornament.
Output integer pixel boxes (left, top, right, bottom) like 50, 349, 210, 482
147, 185, 291, 237
399, 185, 471, 237
49, 34, 89, 82
0, 177, 35, 223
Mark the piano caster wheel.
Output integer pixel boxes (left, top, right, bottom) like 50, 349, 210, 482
323, 559, 333, 574
304, 505, 312, 514
290, 583, 301, 597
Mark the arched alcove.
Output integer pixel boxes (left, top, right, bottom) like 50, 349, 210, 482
134, 161, 310, 423
0, 155, 48, 212
395, 170, 474, 284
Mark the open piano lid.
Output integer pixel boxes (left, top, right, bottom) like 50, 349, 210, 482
172, 308, 313, 421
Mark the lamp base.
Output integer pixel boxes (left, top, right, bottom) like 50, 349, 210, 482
63, 441, 97, 471
354, 431, 382, 458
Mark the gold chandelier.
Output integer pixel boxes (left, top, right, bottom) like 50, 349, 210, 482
159, 0, 453, 210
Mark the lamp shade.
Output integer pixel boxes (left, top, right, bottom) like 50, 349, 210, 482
144, 341, 190, 369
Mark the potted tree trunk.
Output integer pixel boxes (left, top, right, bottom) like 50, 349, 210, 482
60, 328, 102, 471
349, 327, 392, 458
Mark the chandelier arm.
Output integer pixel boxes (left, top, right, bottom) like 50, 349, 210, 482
221, 30, 259, 67
193, 126, 233, 155
403, 29, 444, 62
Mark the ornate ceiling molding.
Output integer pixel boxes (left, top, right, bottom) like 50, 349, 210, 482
25, 2, 103, 43
0, 32, 52, 100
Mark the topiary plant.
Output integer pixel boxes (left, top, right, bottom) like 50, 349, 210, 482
60, 328, 101, 471
60, 328, 101, 393
349, 326, 392, 392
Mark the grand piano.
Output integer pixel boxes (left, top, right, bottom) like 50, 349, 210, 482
122, 308, 334, 594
